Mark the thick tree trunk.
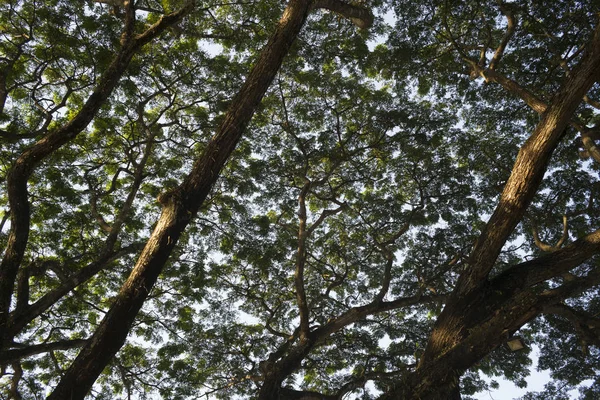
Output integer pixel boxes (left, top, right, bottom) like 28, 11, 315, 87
47, 1, 312, 398
417, 25, 600, 374
373, 28, 600, 400
378, 229, 600, 399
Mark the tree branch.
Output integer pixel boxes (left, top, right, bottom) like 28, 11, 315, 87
374, 254, 394, 303
313, 293, 442, 341
307, 203, 346, 235
543, 303, 600, 353
488, 2, 516, 71
10, 361, 23, 400
47, 0, 312, 397
296, 180, 312, 338
0, 0, 195, 349
104, 106, 159, 250
508, 227, 600, 287
581, 127, 600, 164
134, 1, 196, 47
476, 68, 547, 113
257, 293, 443, 399
535, 267, 600, 308
457, 24, 600, 294
480, 68, 600, 165
584, 94, 600, 110
415, 26, 600, 381
0, 339, 88, 365
310, 0, 373, 29
532, 215, 568, 252
6, 243, 144, 340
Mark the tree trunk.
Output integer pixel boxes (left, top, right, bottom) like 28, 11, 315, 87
47, 1, 312, 398
417, 24, 600, 377
379, 228, 600, 399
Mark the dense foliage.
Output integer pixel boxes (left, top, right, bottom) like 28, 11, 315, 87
1, 0, 599, 399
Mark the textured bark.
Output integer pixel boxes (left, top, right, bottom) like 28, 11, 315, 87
379, 241, 600, 399
457, 25, 600, 295
377, 27, 600, 399
47, 1, 312, 398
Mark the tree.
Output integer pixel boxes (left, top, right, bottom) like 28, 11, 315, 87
0, 0, 599, 399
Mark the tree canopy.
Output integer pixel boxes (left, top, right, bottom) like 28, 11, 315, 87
1, 0, 600, 399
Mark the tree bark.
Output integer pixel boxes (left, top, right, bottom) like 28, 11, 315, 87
457, 24, 600, 295
376, 211, 600, 399
376, 25, 600, 400
46, 1, 312, 398
0, 339, 87, 364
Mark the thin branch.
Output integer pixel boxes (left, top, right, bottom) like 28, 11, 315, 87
440, 9, 478, 71
104, 106, 159, 249
476, 68, 547, 113
89, 184, 113, 233
373, 255, 393, 303
306, 203, 346, 235
581, 128, 600, 164
10, 362, 23, 400
488, 2, 516, 71
543, 303, 600, 353
7, 243, 144, 339
584, 94, 600, 110
296, 180, 311, 338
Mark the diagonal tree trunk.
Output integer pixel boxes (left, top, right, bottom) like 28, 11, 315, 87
46, 0, 313, 398
379, 228, 600, 399
46, 0, 374, 397
378, 25, 600, 400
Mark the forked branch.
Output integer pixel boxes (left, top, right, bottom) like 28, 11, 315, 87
0, 0, 196, 350
296, 180, 311, 338
532, 215, 568, 252
488, 2, 516, 71
457, 24, 600, 294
